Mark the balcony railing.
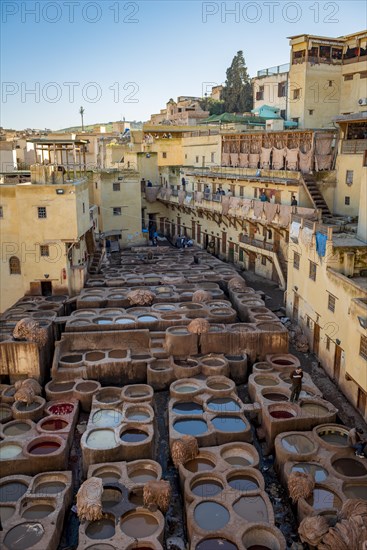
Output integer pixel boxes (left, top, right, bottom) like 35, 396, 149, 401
239, 235, 277, 252
341, 139, 367, 154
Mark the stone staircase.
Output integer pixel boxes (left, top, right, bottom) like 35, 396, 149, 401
88, 249, 104, 275
302, 174, 332, 218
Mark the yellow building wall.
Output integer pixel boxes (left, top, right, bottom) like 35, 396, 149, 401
252, 72, 288, 113
182, 135, 221, 168
0, 178, 91, 313
286, 233, 367, 420
334, 154, 366, 216
93, 171, 144, 247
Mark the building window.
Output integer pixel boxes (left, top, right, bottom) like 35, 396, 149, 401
113, 207, 122, 216
360, 71, 367, 79
0, 206, 3, 218
278, 81, 287, 97
185, 154, 187, 159
326, 336, 331, 351
162, 152, 167, 158
292, 117, 299, 124
38, 207, 47, 219
256, 86, 264, 101
9, 256, 21, 275
82, 202, 85, 214
113, 182, 120, 191
211, 152, 215, 163
40, 245, 49, 257
306, 316, 311, 328
309, 109, 314, 115
261, 256, 267, 266
309, 261, 317, 281
239, 186, 244, 197
280, 109, 286, 120
195, 156, 199, 163
327, 293, 336, 312
364, 150, 367, 167
95, 182, 98, 189
98, 206, 100, 215
345, 196, 350, 205
344, 74, 354, 81
345, 170, 353, 185
293, 89, 301, 100
293, 252, 300, 270
360, 335, 367, 360
328, 80, 333, 87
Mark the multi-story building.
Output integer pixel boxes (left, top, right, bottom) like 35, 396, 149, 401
150, 97, 210, 125
288, 30, 367, 128
252, 64, 290, 120
0, 139, 94, 312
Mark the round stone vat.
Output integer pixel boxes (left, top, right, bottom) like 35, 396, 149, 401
59, 353, 83, 366
108, 349, 128, 359
75, 381, 100, 393
290, 463, 328, 483
242, 525, 286, 550
343, 483, 367, 500
3, 522, 45, 549
173, 358, 201, 378
332, 457, 367, 477
211, 416, 247, 433
127, 462, 160, 484
2, 420, 33, 437
120, 510, 160, 537
0, 442, 23, 460
314, 425, 349, 447
46, 380, 75, 398
173, 418, 208, 437
300, 401, 331, 416
33, 474, 67, 495
233, 495, 269, 523
0, 480, 28, 501
280, 434, 315, 455
194, 501, 230, 531
125, 406, 152, 422
123, 385, 153, 403
262, 390, 288, 402
38, 417, 69, 432
266, 354, 300, 371
12, 396, 45, 422
47, 402, 74, 415
86, 429, 117, 449
172, 401, 204, 415
268, 404, 297, 420
1, 386, 16, 404
227, 471, 261, 492
206, 397, 241, 413
120, 428, 149, 443
170, 379, 201, 397
26, 436, 62, 456
195, 539, 238, 550
21, 502, 55, 519
201, 356, 229, 377
253, 375, 279, 387
86, 515, 116, 539
252, 362, 272, 374
183, 453, 216, 473
190, 475, 224, 498
101, 486, 123, 511
94, 388, 122, 405
85, 351, 106, 362
205, 376, 235, 394
91, 409, 123, 428
220, 443, 259, 469
306, 485, 342, 511
224, 354, 248, 383
93, 467, 121, 483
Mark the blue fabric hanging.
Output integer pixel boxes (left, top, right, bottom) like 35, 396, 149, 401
316, 232, 327, 257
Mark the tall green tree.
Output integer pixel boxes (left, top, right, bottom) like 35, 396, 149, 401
222, 51, 253, 113
199, 97, 225, 116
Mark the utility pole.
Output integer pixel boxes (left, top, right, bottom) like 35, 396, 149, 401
79, 106, 85, 132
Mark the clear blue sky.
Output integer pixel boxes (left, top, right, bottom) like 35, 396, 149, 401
1, 1, 364, 129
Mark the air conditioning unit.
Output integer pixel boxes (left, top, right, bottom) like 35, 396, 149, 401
358, 97, 367, 105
